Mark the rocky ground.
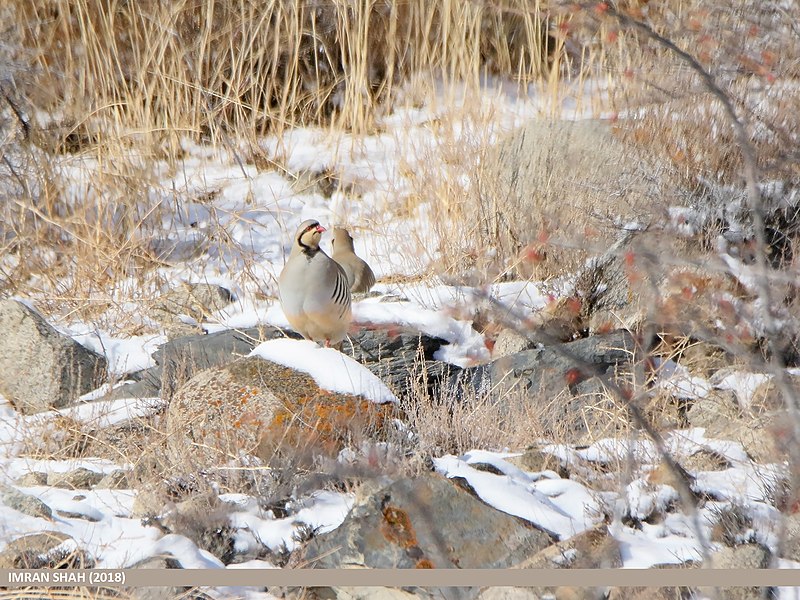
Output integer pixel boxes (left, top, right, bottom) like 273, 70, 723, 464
0, 64, 799, 598
0, 253, 798, 600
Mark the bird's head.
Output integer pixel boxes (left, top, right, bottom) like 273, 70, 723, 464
296, 219, 326, 252
331, 227, 355, 252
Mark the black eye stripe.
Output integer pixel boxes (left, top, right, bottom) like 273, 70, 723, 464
298, 222, 321, 254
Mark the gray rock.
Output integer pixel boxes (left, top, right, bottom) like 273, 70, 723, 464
105, 374, 162, 401
706, 544, 772, 600
495, 331, 638, 378
113, 322, 447, 411
0, 531, 93, 569
345, 328, 444, 363
150, 283, 234, 324
302, 473, 553, 569
492, 329, 536, 358
15, 471, 48, 486
365, 357, 455, 400
151, 326, 269, 368
127, 556, 189, 600
96, 469, 132, 490
148, 325, 448, 402
56, 508, 100, 522
0, 484, 53, 519
345, 328, 449, 399
686, 389, 741, 428
47, 467, 105, 489
153, 325, 287, 398
0, 299, 107, 413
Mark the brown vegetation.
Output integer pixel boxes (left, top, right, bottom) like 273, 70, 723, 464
1, 0, 800, 576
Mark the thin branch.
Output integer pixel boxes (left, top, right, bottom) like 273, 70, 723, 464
574, 0, 800, 495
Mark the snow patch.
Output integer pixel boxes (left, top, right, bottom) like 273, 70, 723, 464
250, 339, 397, 403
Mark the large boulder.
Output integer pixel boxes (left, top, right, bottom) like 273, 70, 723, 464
165, 357, 281, 471
301, 473, 553, 569
166, 356, 400, 474
126, 324, 448, 402
147, 325, 287, 399
0, 299, 106, 413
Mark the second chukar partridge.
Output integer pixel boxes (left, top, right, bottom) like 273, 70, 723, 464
331, 227, 376, 294
278, 219, 352, 346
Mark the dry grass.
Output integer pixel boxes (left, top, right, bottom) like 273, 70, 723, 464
1, 1, 799, 573
4, 0, 797, 304
435, 118, 662, 283
402, 0, 800, 286
14, 401, 166, 483
400, 357, 632, 456
11, 0, 555, 142
1, 0, 565, 317
17, 414, 94, 460
593, 0, 800, 201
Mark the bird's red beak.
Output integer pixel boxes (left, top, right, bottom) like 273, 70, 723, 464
316, 224, 327, 233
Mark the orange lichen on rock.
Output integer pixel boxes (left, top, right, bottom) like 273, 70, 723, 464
380, 505, 417, 548
257, 381, 402, 465
379, 503, 436, 568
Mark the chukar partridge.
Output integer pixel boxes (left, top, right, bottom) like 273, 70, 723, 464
278, 219, 352, 346
331, 227, 376, 294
